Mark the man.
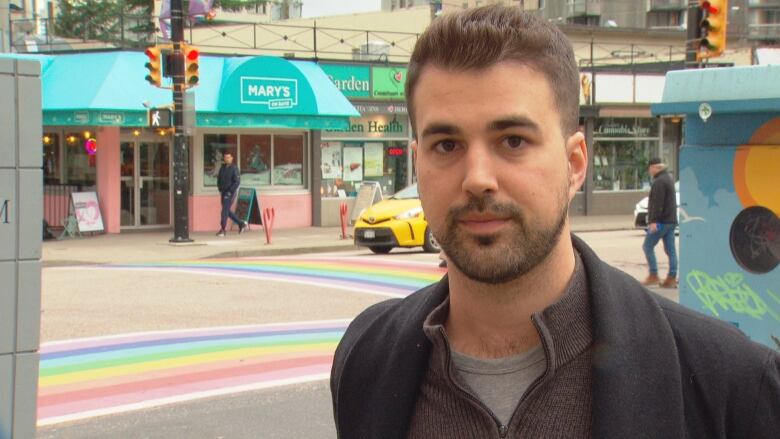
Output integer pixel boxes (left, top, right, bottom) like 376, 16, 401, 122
330, 5, 779, 439
642, 157, 678, 288
216, 151, 247, 237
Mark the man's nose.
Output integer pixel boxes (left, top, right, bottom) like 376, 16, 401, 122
461, 143, 499, 197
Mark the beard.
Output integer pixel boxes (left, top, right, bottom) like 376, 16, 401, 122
437, 189, 569, 284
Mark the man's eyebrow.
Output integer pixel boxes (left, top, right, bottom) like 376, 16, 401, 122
488, 116, 540, 132
420, 122, 461, 138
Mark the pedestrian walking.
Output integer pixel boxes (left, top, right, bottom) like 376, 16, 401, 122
216, 151, 247, 237
641, 157, 678, 288
330, 6, 780, 438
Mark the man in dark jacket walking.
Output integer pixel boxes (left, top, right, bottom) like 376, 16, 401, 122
331, 6, 780, 439
216, 151, 246, 237
642, 157, 678, 287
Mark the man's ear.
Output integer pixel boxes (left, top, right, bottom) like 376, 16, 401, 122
565, 132, 587, 200
411, 140, 418, 176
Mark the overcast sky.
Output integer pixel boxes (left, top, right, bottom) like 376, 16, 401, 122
301, 0, 383, 18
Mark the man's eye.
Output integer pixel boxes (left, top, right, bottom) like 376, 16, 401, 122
503, 136, 526, 149
434, 140, 457, 153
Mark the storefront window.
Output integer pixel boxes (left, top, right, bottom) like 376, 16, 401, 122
203, 134, 238, 187
203, 133, 305, 188
592, 118, 660, 191
43, 133, 60, 184
63, 132, 96, 186
320, 141, 408, 197
240, 134, 272, 186
273, 135, 304, 186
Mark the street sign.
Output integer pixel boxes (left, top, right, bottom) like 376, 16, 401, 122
149, 108, 172, 128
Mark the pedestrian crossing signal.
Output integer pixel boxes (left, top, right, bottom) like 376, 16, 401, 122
183, 44, 200, 87
697, 0, 728, 61
144, 46, 162, 87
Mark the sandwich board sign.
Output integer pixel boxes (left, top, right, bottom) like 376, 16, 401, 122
71, 192, 105, 233
234, 187, 262, 225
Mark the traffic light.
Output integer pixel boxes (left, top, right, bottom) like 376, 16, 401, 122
144, 46, 162, 87
183, 44, 200, 87
697, 0, 728, 61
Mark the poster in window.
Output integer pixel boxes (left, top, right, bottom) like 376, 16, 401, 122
321, 142, 342, 179
364, 143, 384, 177
203, 140, 237, 186
342, 146, 363, 181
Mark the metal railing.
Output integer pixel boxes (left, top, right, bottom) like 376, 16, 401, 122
647, 0, 688, 10
10, 15, 688, 70
748, 23, 780, 39
44, 184, 83, 228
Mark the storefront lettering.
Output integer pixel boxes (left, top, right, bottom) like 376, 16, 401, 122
241, 77, 298, 109
330, 75, 369, 92
1, 199, 8, 224
98, 112, 125, 124
247, 84, 291, 98
595, 122, 651, 137
325, 118, 406, 134
368, 119, 404, 133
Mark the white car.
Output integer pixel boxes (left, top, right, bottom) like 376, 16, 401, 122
634, 181, 680, 229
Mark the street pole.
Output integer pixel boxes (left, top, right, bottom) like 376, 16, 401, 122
170, 0, 192, 242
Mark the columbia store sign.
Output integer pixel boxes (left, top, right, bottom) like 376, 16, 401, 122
240, 77, 299, 109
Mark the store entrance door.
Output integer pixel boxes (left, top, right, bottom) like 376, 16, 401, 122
120, 141, 172, 228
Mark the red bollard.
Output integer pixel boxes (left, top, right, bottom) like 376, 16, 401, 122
263, 207, 275, 244
339, 202, 349, 239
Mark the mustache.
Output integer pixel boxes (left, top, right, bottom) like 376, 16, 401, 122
446, 196, 524, 225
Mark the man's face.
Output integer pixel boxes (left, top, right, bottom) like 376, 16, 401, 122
412, 62, 586, 284
648, 164, 661, 177
224, 153, 234, 165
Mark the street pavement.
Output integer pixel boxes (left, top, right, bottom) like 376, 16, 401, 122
37, 217, 679, 437
43, 215, 638, 266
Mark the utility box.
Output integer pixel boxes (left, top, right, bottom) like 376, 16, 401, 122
653, 65, 780, 350
0, 57, 43, 438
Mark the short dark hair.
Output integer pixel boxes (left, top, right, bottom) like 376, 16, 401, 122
405, 5, 580, 137
648, 157, 663, 166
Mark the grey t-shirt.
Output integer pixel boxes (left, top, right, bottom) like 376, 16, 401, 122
451, 345, 546, 426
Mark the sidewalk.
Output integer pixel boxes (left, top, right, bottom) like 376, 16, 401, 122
42, 215, 636, 266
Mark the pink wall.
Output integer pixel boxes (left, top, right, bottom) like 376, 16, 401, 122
190, 192, 312, 232
96, 127, 121, 233
43, 193, 70, 226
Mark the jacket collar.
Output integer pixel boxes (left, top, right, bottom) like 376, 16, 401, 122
573, 234, 686, 438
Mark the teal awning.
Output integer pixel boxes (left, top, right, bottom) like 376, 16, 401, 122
0, 51, 357, 129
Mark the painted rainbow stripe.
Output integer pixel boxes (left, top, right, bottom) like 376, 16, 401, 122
107, 256, 446, 298
38, 320, 349, 426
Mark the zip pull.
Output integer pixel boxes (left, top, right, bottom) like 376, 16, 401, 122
498, 424, 508, 438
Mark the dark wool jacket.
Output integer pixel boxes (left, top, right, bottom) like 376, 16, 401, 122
648, 168, 677, 224
217, 163, 241, 196
331, 235, 780, 439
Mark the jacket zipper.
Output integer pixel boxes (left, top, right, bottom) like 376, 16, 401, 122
439, 328, 510, 438
502, 316, 554, 431
439, 316, 554, 438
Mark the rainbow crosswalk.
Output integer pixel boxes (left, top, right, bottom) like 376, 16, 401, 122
39, 256, 445, 425
107, 255, 445, 298
38, 320, 348, 426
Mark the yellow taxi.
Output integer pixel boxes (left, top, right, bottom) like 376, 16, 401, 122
353, 183, 441, 254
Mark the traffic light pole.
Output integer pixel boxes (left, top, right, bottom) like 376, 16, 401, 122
686, 0, 702, 68
170, 0, 192, 243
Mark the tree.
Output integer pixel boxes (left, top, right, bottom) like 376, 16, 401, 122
54, 0, 153, 46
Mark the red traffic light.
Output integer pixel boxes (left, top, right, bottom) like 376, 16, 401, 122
145, 48, 158, 60
701, 1, 719, 13
186, 49, 199, 61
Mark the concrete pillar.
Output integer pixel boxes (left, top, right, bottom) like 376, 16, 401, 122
0, 57, 42, 439
96, 127, 121, 233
